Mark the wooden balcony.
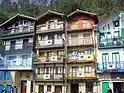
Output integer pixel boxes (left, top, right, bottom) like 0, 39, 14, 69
68, 37, 94, 46
67, 71, 96, 80
35, 73, 63, 81
35, 39, 63, 49
34, 56, 64, 64
68, 54, 95, 63
36, 23, 64, 34
67, 22, 93, 31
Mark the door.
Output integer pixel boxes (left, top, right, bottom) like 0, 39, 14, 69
102, 53, 109, 70
39, 85, 44, 93
71, 84, 79, 93
102, 82, 109, 93
86, 82, 93, 93
55, 85, 62, 93
6, 85, 12, 93
21, 81, 27, 93
112, 52, 120, 69
0, 84, 4, 93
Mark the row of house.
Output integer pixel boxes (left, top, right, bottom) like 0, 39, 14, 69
0, 9, 124, 93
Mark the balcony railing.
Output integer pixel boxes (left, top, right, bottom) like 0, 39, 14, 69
99, 38, 123, 48
0, 59, 32, 70
36, 39, 63, 48
36, 23, 64, 33
68, 22, 93, 31
97, 62, 124, 73
34, 55, 64, 64
2, 25, 34, 36
68, 54, 95, 63
35, 73, 63, 80
67, 71, 96, 79
68, 37, 93, 46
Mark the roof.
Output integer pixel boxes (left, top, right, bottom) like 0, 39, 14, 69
67, 9, 97, 18
0, 13, 36, 27
37, 10, 65, 20
98, 11, 120, 26
67, 9, 98, 24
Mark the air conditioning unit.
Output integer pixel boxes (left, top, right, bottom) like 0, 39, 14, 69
77, 72, 83, 77
50, 56, 57, 61
44, 74, 50, 79
46, 40, 53, 45
107, 64, 116, 69
85, 54, 94, 61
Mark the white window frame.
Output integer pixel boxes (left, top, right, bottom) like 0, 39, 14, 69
5, 41, 10, 50
15, 39, 23, 49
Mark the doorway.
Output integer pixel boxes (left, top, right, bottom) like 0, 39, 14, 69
71, 83, 79, 93
55, 85, 62, 93
39, 85, 44, 93
21, 81, 27, 93
113, 82, 124, 93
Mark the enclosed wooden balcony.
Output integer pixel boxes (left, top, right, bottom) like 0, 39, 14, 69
36, 39, 63, 49
67, 71, 96, 80
2, 25, 34, 37
35, 73, 63, 81
34, 55, 64, 64
68, 37, 94, 46
67, 20, 93, 31
36, 22, 64, 34
68, 54, 95, 63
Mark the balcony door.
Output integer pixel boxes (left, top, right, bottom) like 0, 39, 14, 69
112, 52, 120, 69
102, 53, 109, 69
72, 66, 78, 77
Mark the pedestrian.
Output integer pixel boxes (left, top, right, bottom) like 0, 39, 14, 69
1, 87, 7, 93
107, 87, 112, 93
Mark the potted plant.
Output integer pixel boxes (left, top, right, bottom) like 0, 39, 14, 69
99, 42, 104, 47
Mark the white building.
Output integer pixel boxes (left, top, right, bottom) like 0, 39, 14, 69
97, 11, 124, 93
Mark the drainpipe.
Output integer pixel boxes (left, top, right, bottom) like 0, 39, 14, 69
62, 15, 68, 93
32, 20, 37, 93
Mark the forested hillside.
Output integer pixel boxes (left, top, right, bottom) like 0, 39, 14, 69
0, 0, 124, 23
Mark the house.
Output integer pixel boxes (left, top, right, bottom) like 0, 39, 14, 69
33, 10, 66, 93
66, 9, 98, 93
97, 11, 124, 93
0, 14, 36, 93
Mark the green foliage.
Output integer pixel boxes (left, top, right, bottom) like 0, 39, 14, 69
1, 0, 124, 22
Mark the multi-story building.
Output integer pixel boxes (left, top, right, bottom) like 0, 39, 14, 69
0, 14, 35, 93
34, 10, 66, 93
97, 11, 124, 93
66, 9, 98, 93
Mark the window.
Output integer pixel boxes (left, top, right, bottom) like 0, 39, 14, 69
7, 56, 16, 60
112, 52, 120, 63
71, 34, 78, 39
22, 55, 29, 60
102, 53, 109, 63
15, 39, 23, 49
107, 32, 111, 39
114, 31, 119, 38
72, 66, 78, 76
83, 33, 91, 37
23, 26, 28, 32
102, 53, 109, 68
0, 71, 11, 80
45, 67, 53, 74
57, 34, 62, 39
56, 67, 63, 74
0, 71, 4, 80
103, 27, 104, 30
5, 41, 10, 50
113, 21, 119, 27
41, 36, 46, 41
108, 24, 110, 30
47, 85, 51, 92
84, 66, 92, 73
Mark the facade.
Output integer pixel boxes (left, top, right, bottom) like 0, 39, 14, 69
0, 14, 35, 93
34, 10, 66, 93
66, 9, 98, 93
97, 11, 124, 93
